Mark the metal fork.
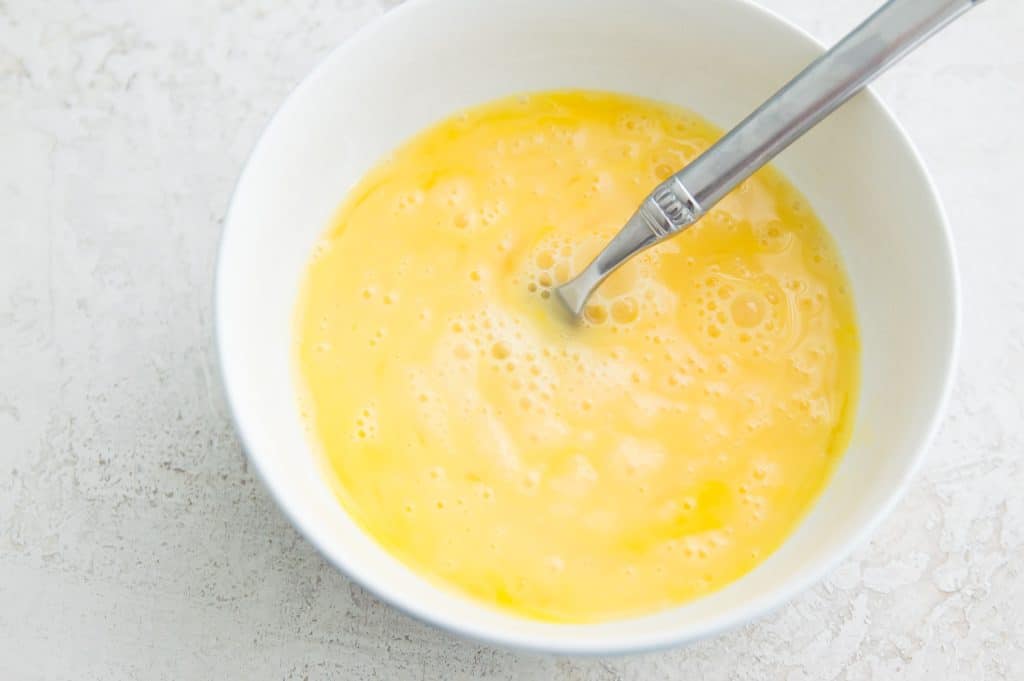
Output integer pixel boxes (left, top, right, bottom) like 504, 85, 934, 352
555, 0, 986, 316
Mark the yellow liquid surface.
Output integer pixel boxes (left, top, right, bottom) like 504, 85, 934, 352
296, 91, 859, 622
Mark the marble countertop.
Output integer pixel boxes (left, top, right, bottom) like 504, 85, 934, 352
2, 0, 1022, 678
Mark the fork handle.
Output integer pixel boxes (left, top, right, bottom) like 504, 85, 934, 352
648, 0, 982, 233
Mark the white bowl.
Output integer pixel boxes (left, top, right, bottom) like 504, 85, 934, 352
216, 0, 959, 654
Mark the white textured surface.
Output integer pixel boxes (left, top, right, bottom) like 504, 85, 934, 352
1, 0, 1021, 678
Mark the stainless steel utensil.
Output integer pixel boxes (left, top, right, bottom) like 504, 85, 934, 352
555, 0, 985, 316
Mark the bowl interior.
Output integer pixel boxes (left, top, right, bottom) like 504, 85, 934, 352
216, 0, 957, 653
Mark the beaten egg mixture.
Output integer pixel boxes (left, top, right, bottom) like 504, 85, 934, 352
296, 91, 858, 622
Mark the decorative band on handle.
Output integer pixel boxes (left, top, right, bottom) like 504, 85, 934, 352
639, 180, 701, 238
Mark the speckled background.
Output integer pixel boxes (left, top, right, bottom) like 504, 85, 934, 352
1, 1, 1022, 678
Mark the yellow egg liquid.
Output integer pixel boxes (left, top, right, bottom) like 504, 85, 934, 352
296, 91, 859, 622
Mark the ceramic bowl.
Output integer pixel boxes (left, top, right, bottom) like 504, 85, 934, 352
216, 0, 959, 654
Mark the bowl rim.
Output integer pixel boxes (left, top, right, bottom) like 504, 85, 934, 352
214, 0, 961, 655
